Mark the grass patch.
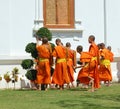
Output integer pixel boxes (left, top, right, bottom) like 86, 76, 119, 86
0, 83, 120, 109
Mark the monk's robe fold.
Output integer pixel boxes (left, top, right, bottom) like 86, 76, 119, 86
66, 48, 76, 83
36, 44, 51, 84
52, 46, 70, 86
108, 50, 114, 62
89, 42, 100, 88
77, 52, 96, 85
99, 48, 112, 82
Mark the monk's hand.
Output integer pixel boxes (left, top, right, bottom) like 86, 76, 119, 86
73, 66, 77, 73
81, 65, 85, 67
73, 66, 77, 69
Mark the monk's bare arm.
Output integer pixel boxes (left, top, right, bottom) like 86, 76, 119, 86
74, 63, 85, 69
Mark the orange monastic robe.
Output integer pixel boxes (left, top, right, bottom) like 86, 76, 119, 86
99, 48, 112, 82
66, 48, 76, 82
52, 45, 70, 86
108, 50, 114, 62
89, 42, 100, 88
36, 44, 51, 84
77, 52, 96, 85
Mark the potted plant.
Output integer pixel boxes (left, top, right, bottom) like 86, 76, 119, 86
11, 67, 19, 89
4, 72, 11, 83
0, 75, 2, 81
4, 72, 11, 88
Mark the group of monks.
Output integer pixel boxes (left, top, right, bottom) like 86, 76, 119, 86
32, 35, 114, 92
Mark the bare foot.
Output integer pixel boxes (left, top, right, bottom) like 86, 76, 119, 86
45, 88, 48, 91
32, 87, 37, 90
88, 89, 94, 92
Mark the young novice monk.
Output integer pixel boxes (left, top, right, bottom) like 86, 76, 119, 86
75, 45, 95, 92
52, 38, 70, 90
107, 46, 114, 62
36, 37, 52, 91
66, 42, 76, 88
98, 43, 113, 86
88, 35, 100, 89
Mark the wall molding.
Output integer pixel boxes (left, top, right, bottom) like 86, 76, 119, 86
33, 20, 83, 38
0, 56, 120, 65
0, 56, 31, 65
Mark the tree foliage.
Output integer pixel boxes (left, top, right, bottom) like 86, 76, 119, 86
25, 42, 38, 59
21, 59, 34, 69
36, 27, 52, 41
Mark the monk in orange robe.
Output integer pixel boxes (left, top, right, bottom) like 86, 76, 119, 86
88, 35, 100, 89
36, 37, 52, 90
75, 45, 96, 92
66, 42, 76, 88
107, 46, 114, 62
52, 38, 70, 90
99, 43, 112, 86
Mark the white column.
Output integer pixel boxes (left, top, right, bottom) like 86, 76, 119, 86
35, 0, 38, 20
33, 0, 43, 35
38, 0, 43, 20
38, 0, 40, 20
104, 0, 107, 46
38, 0, 43, 28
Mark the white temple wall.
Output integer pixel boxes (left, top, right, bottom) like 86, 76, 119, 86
0, 0, 120, 88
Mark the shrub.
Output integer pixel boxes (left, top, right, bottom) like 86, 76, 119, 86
25, 69, 37, 81
21, 59, 34, 69
36, 27, 52, 41
25, 42, 38, 59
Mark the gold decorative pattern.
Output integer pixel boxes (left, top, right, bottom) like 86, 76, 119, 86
44, 0, 74, 28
